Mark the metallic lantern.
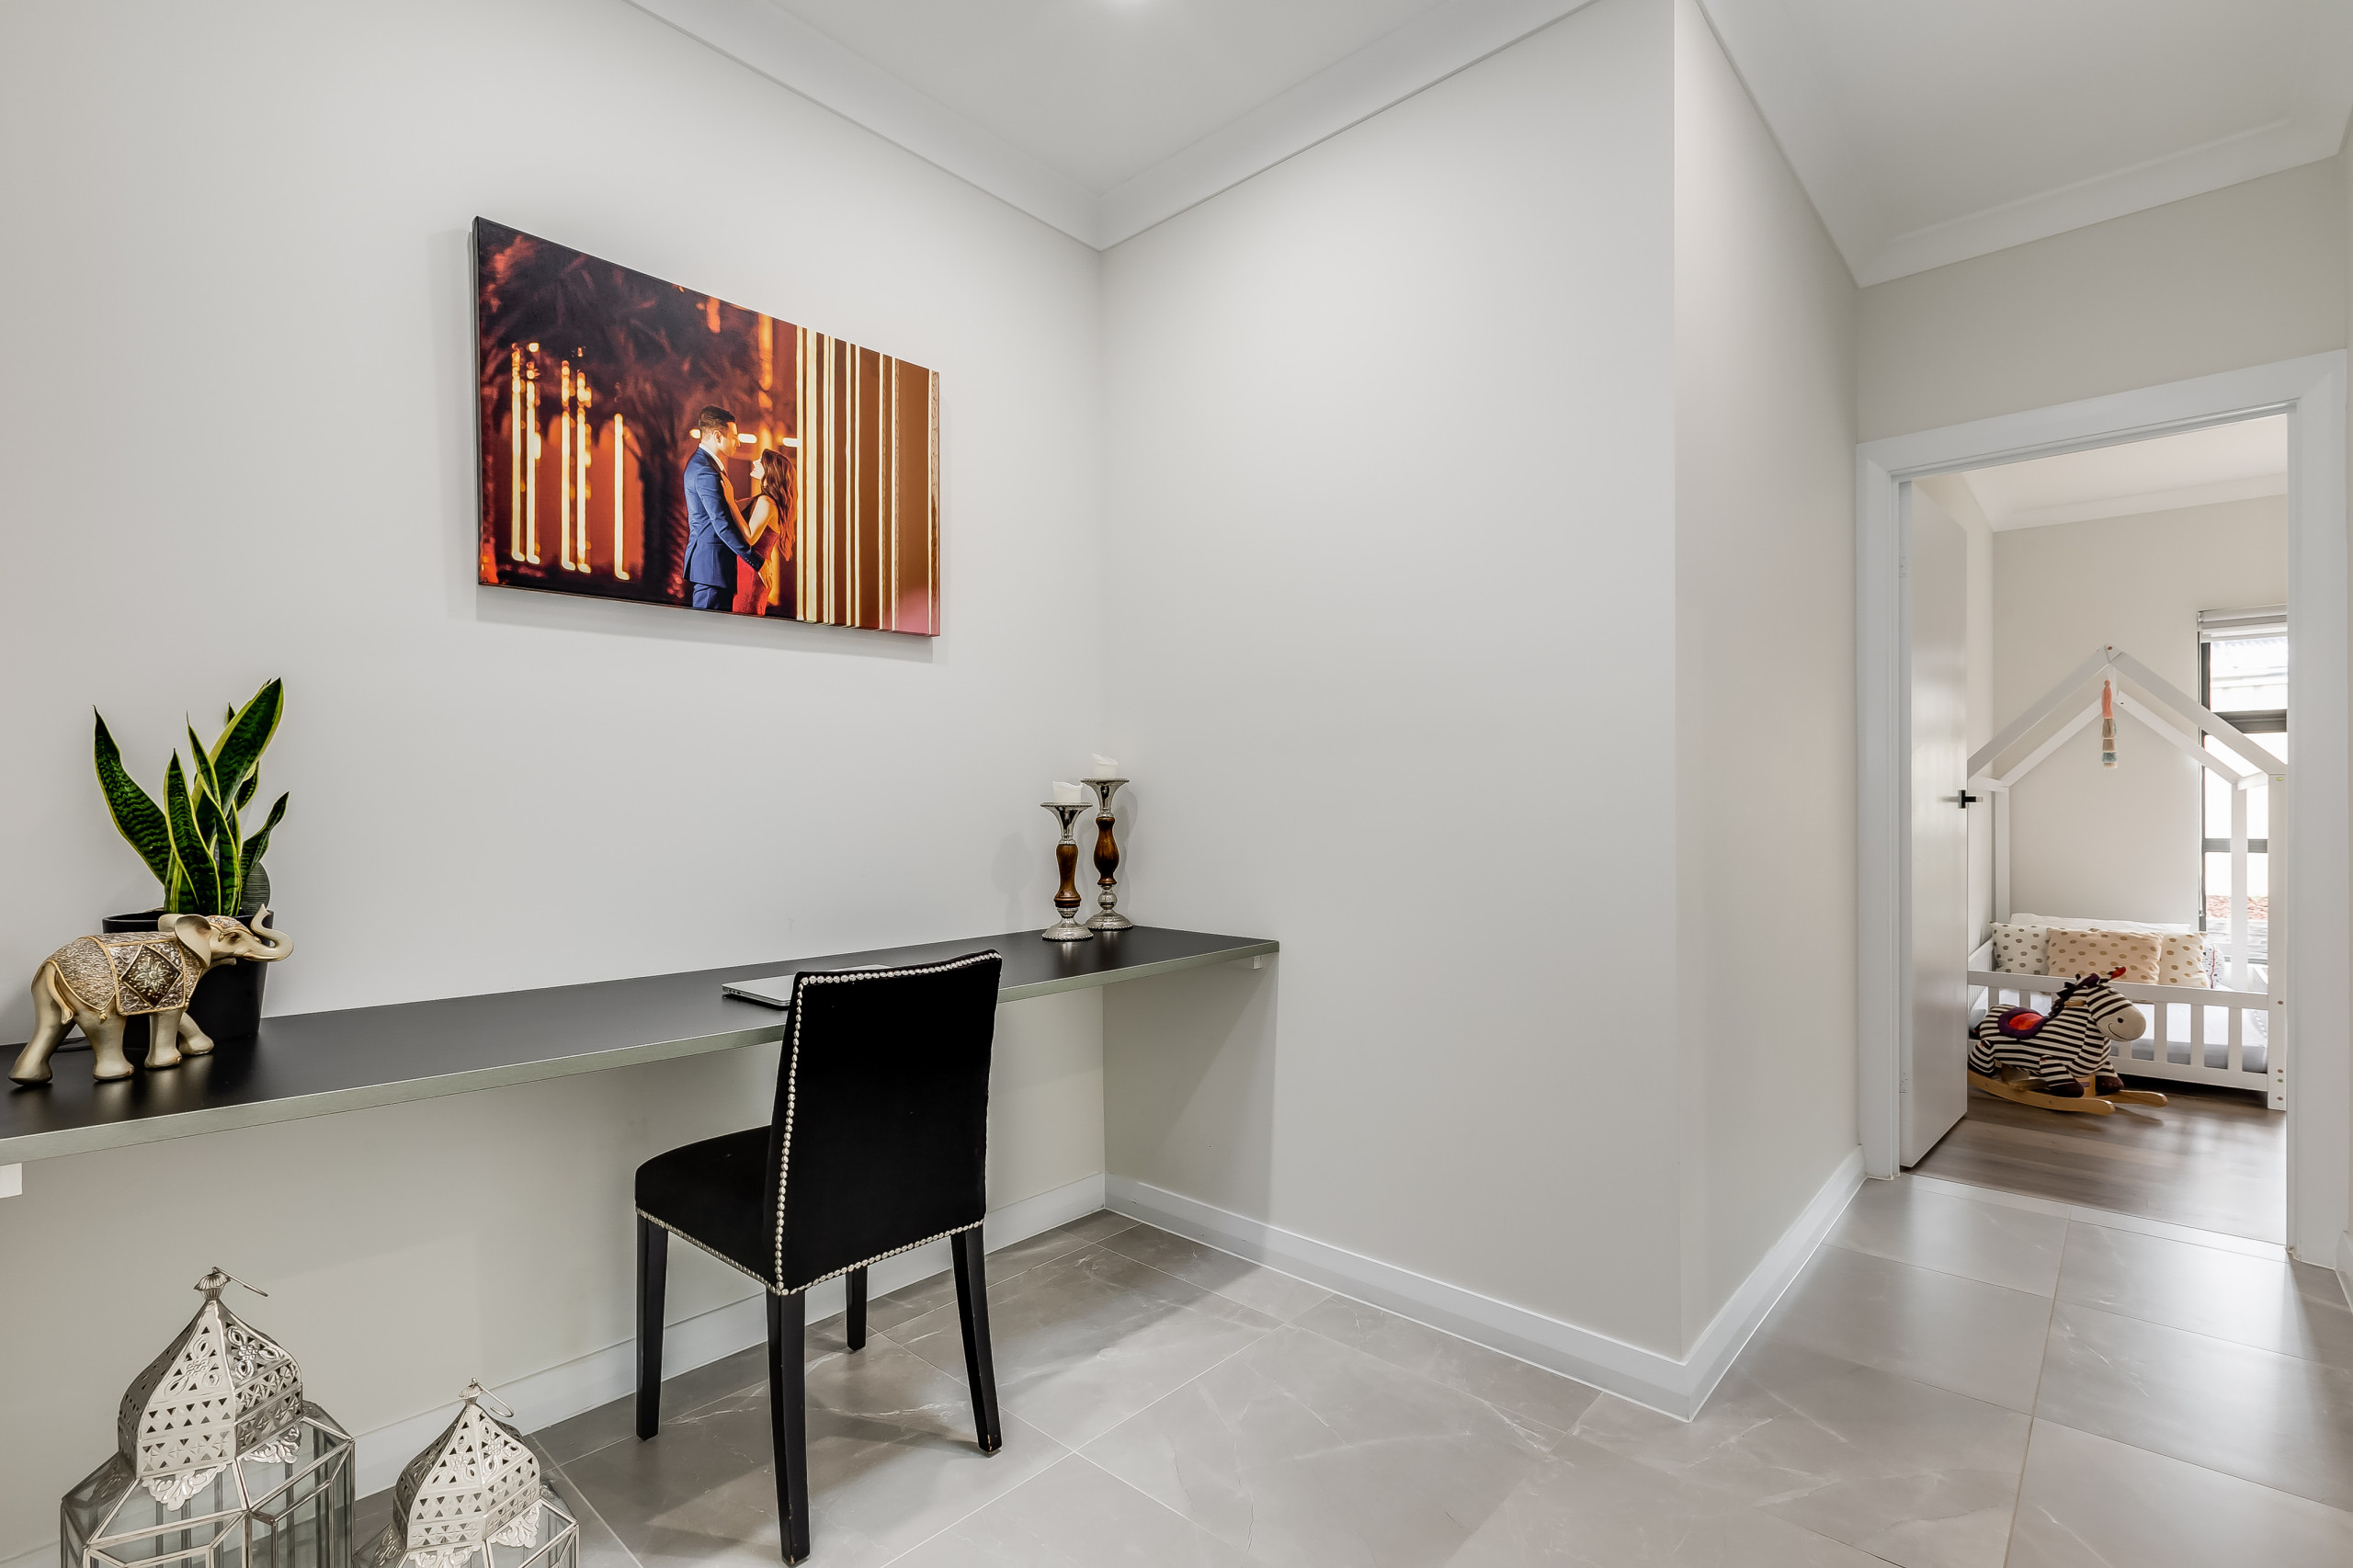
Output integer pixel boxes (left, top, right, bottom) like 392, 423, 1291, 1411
363, 1384, 576, 1568
63, 1269, 354, 1568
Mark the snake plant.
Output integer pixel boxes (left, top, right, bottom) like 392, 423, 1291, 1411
94, 678, 290, 916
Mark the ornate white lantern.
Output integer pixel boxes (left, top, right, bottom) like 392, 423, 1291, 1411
363, 1384, 576, 1568
62, 1269, 353, 1568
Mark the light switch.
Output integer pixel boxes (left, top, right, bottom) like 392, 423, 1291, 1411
0, 1164, 19, 1199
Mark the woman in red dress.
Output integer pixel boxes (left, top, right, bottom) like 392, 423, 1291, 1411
733, 445, 798, 617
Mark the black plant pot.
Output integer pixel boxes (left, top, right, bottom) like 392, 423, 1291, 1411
100, 909, 274, 1057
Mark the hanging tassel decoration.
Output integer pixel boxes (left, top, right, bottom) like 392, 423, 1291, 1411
2100, 678, 2118, 768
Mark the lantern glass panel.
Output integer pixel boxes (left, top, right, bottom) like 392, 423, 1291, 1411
63, 1406, 354, 1568
485, 1494, 577, 1568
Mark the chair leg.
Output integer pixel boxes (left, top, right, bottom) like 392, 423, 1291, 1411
846, 1267, 868, 1352
950, 1228, 1003, 1454
635, 1216, 668, 1440
767, 1290, 812, 1564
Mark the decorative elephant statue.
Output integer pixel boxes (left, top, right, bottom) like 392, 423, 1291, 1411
9, 909, 293, 1085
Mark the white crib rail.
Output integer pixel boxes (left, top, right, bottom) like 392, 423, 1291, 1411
1965, 970, 2276, 1104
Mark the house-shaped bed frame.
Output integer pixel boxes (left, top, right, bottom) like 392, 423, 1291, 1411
1966, 644, 2286, 1107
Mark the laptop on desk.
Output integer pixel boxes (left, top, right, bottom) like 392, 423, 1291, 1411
722, 966, 892, 1009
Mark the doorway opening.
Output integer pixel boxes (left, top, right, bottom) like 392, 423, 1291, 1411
1904, 416, 2288, 1241
1854, 353, 2348, 1271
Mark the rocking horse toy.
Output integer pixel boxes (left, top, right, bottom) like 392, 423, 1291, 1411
1968, 968, 2169, 1116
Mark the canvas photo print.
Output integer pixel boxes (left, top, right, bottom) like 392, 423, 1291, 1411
473, 218, 939, 634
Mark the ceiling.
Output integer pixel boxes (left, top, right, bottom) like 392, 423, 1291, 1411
630, 0, 2353, 267
759, 0, 1442, 196
1956, 415, 2289, 533
1703, 0, 2353, 283
627, 0, 1583, 246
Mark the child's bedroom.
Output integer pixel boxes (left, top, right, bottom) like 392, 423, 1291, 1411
1903, 414, 2289, 1245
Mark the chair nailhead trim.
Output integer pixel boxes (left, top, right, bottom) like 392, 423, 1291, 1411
791, 1221, 982, 1295
635, 1210, 772, 1288
773, 951, 1001, 1292
637, 1210, 981, 1298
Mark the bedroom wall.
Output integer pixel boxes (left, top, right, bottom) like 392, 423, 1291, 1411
1992, 497, 2289, 925
1858, 158, 2347, 444
0, 0, 1109, 1550
1100, 0, 1686, 1356
1670, 0, 1860, 1348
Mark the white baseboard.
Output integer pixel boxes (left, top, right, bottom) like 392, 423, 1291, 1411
347, 1171, 1104, 1499
2335, 1230, 2353, 1312
1108, 1148, 1864, 1422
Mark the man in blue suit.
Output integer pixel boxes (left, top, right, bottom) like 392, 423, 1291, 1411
683, 404, 766, 610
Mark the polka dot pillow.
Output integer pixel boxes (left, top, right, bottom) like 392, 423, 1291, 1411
1990, 924, 2048, 975
2045, 927, 2161, 983
2158, 933, 2211, 989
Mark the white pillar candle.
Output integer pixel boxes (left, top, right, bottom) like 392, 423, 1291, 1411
1051, 781, 1086, 804
1086, 755, 1120, 779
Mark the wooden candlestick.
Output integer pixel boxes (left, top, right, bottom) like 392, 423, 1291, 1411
1084, 778, 1131, 930
1040, 801, 1094, 941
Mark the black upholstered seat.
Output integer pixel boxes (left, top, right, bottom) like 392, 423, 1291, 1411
633, 1128, 772, 1278
631, 950, 1005, 1565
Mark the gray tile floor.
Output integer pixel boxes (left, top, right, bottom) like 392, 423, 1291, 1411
359, 1187, 2353, 1566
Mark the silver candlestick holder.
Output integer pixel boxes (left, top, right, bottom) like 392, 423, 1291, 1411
1083, 778, 1132, 931
1040, 801, 1095, 941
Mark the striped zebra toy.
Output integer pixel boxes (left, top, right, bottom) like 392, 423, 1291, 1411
1968, 970, 2167, 1114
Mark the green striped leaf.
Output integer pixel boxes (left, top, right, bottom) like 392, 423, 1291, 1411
164, 755, 221, 915
210, 679, 282, 798
235, 768, 259, 811
93, 711, 172, 888
186, 723, 224, 818
196, 788, 239, 914
239, 793, 289, 893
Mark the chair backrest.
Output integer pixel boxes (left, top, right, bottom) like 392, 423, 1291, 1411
765, 949, 1003, 1292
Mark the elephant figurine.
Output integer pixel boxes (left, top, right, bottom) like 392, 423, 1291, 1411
10, 909, 293, 1085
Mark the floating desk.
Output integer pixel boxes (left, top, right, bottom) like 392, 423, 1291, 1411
0, 926, 1277, 1165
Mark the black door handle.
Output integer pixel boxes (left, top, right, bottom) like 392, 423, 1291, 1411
1958, 792, 1980, 810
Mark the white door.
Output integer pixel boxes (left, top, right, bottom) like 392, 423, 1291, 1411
1905, 497, 1970, 1165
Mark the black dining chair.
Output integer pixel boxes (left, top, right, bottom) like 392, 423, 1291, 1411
632, 949, 1006, 1563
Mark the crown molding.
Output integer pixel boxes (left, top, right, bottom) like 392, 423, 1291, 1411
636, 0, 2349, 270
1094, 0, 1601, 245
1699, 0, 2353, 287
631, 0, 1600, 252
625, 0, 1106, 244
1863, 118, 2346, 287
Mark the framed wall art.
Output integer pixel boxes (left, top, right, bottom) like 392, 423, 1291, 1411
472, 218, 939, 635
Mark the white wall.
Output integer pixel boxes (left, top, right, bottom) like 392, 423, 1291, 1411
1101, 0, 1686, 1354
1100, 0, 1860, 1369
0, 0, 1111, 1548
1670, 0, 1860, 1346
1859, 160, 2347, 443
1991, 499, 2288, 924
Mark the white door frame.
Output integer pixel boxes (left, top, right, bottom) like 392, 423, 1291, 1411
1855, 352, 2349, 1268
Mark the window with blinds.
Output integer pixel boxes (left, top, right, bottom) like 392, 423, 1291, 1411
2198, 607, 2285, 948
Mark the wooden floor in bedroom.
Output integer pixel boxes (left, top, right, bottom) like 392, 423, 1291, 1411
1910, 1079, 2286, 1243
